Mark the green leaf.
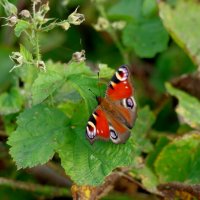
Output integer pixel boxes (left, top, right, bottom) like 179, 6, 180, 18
58, 130, 134, 185
122, 18, 169, 58
154, 133, 200, 183
32, 70, 65, 105
146, 136, 170, 169
132, 106, 155, 153
0, 87, 23, 115
142, 0, 158, 17
8, 105, 69, 169
20, 44, 33, 62
150, 44, 196, 93
14, 20, 30, 37
108, 0, 143, 20
158, 0, 200, 66
166, 83, 200, 130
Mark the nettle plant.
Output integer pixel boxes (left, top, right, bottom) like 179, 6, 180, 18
0, 0, 154, 187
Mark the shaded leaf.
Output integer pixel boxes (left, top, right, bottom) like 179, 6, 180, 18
122, 18, 169, 58
8, 104, 69, 169
158, 0, 200, 66
166, 83, 200, 130
0, 87, 23, 115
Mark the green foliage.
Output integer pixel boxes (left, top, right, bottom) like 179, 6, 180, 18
1, 0, 200, 199
154, 133, 200, 183
0, 87, 23, 115
166, 83, 200, 130
8, 104, 69, 168
158, 0, 200, 66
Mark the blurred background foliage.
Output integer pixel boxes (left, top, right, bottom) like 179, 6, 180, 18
0, 0, 200, 199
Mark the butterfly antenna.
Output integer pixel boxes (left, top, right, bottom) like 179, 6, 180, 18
97, 71, 102, 97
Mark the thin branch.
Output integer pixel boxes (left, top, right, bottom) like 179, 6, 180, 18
0, 177, 70, 198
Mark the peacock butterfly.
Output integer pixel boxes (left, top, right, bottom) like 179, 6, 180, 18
86, 65, 137, 144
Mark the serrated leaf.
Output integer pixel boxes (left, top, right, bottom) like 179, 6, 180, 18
122, 18, 169, 58
58, 131, 134, 185
154, 133, 200, 183
14, 20, 30, 37
32, 70, 65, 105
0, 87, 23, 115
7, 105, 69, 169
166, 83, 200, 130
158, 0, 200, 66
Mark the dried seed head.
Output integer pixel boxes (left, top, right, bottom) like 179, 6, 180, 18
111, 21, 126, 30
37, 60, 46, 71
19, 10, 31, 18
72, 50, 86, 62
93, 17, 109, 31
68, 7, 85, 25
59, 21, 70, 30
9, 52, 23, 66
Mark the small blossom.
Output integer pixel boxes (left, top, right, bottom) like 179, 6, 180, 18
111, 21, 126, 30
59, 21, 70, 30
68, 7, 85, 25
72, 50, 86, 62
93, 17, 109, 31
37, 60, 46, 71
19, 10, 31, 18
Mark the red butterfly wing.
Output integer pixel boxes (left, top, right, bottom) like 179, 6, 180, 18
86, 107, 110, 144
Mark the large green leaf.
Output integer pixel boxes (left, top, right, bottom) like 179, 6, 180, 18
122, 18, 169, 58
166, 83, 200, 130
154, 133, 200, 183
158, 0, 200, 66
0, 87, 23, 115
7, 105, 69, 168
32, 70, 65, 105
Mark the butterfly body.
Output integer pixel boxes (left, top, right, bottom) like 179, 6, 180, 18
86, 65, 137, 144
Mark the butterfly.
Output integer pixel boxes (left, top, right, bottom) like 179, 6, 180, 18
86, 65, 137, 144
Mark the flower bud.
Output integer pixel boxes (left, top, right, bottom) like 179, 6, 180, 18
68, 7, 85, 25
59, 21, 70, 30
37, 60, 46, 71
31, 0, 41, 4
93, 17, 109, 31
19, 10, 31, 18
10, 52, 23, 66
72, 50, 86, 62
111, 21, 126, 30
7, 15, 18, 26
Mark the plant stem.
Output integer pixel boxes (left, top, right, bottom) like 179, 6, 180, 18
32, 1, 41, 61
96, 4, 129, 64
0, 177, 70, 197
